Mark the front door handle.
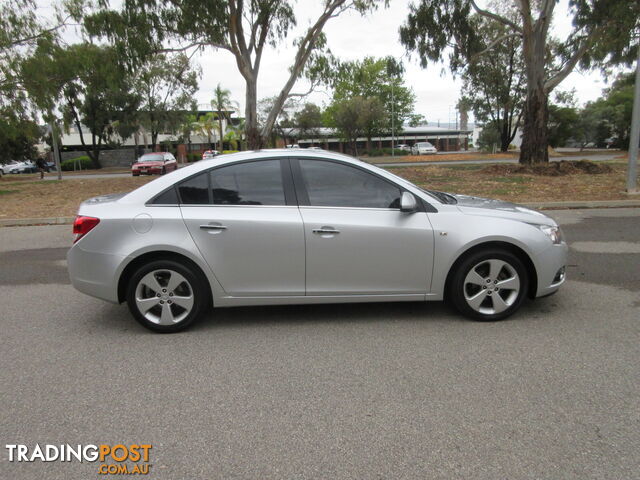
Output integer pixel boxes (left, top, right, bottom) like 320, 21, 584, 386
313, 227, 340, 234
200, 224, 227, 230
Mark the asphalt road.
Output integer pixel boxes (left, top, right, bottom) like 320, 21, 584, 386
1, 208, 639, 479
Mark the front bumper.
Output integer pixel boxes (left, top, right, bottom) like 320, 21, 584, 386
132, 168, 162, 175
533, 242, 569, 297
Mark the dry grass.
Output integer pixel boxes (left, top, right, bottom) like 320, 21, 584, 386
369, 152, 517, 164
0, 176, 154, 219
0, 160, 634, 220
393, 160, 631, 203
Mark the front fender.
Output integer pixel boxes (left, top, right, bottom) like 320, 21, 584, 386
427, 210, 550, 298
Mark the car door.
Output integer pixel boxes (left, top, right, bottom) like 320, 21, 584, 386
292, 158, 434, 296
179, 159, 305, 297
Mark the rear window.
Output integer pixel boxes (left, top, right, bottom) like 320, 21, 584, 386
152, 188, 179, 205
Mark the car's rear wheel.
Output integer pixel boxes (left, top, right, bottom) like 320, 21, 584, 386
450, 249, 529, 321
126, 260, 208, 332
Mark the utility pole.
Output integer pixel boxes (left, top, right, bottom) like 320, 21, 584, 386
391, 80, 395, 159
627, 42, 640, 193
49, 122, 62, 180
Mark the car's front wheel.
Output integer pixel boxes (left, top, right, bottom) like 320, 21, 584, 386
450, 249, 529, 321
126, 260, 209, 332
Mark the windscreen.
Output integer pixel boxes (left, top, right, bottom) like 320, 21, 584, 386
138, 154, 164, 162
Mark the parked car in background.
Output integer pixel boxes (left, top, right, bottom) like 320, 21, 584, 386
68, 149, 567, 333
202, 150, 219, 160
396, 144, 411, 152
132, 152, 178, 176
411, 142, 438, 155
45, 161, 57, 172
0, 161, 22, 175
285, 144, 300, 149
8, 161, 37, 174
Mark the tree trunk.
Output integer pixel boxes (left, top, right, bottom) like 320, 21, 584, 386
500, 118, 511, 152
218, 114, 224, 152
245, 79, 262, 149
519, 87, 549, 164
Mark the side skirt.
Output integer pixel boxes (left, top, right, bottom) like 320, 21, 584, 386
214, 293, 442, 307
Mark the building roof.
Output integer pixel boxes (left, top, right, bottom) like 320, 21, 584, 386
283, 125, 472, 138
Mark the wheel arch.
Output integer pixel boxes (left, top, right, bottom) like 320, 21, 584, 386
444, 241, 538, 300
117, 250, 213, 305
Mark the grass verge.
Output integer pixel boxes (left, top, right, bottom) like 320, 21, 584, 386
0, 160, 635, 220
392, 160, 631, 203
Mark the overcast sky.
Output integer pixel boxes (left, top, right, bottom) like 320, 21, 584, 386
49, 0, 618, 124
190, 0, 613, 124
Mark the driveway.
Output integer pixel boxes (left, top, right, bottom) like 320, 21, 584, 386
1, 208, 639, 479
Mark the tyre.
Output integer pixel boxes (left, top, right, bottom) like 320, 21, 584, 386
126, 259, 209, 333
161, 166, 166, 175
450, 249, 529, 321
132, 173, 139, 177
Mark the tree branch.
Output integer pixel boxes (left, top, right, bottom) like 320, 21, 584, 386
544, 39, 591, 92
9, 17, 72, 47
260, 0, 349, 138
470, 33, 522, 63
469, 0, 522, 34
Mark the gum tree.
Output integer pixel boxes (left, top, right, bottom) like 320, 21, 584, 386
400, 0, 640, 164
84, 0, 386, 149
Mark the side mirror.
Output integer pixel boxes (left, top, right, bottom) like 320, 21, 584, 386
400, 192, 418, 213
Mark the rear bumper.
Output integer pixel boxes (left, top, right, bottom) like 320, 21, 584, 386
67, 243, 124, 303
533, 242, 569, 297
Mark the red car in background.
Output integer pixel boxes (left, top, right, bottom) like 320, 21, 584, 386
132, 152, 178, 176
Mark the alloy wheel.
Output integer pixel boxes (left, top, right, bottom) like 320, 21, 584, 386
463, 259, 521, 315
134, 269, 194, 325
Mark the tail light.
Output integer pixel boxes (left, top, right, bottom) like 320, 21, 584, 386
73, 216, 100, 243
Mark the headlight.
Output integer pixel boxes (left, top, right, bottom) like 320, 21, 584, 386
539, 225, 564, 244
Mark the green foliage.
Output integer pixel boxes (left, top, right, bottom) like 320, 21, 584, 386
0, 0, 78, 113
460, 8, 525, 152
22, 42, 141, 168
477, 121, 502, 152
0, 107, 40, 163
293, 103, 324, 138
83, 0, 386, 147
211, 84, 238, 151
186, 153, 201, 163
325, 96, 385, 155
547, 93, 582, 148
136, 53, 199, 149
582, 72, 635, 149
327, 56, 416, 135
193, 112, 217, 146
60, 156, 95, 171
400, 0, 639, 163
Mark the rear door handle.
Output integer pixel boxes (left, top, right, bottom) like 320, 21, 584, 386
313, 227, 340, 234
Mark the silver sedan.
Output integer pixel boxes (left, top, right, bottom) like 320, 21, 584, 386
67, 150, 567, 332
